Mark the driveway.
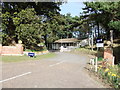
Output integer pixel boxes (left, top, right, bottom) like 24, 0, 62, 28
1, 52, 107, 88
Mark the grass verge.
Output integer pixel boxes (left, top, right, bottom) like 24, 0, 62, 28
1, 53, 56, 63
72, 47, 97, 55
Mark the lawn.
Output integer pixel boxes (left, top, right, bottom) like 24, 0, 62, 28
1, 53, 56, 63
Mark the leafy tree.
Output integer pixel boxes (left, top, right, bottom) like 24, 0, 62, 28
82, 2, 120, 39
15, 8, 44, 50
44, 14, 66, 43
59, 13, 82, 39
1, 1, 63, 49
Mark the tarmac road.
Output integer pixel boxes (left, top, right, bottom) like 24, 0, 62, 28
1, 52, 107, 88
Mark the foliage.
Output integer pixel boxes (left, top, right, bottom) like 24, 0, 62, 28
1, 1, 85, 49
82, 2, 120, 38
97, 65, 120, 89
109, 21, 120, 30
44, 13, 82, 43
1, 1, 63, 49
14, 8, 43, 50
1, 1, 81, 49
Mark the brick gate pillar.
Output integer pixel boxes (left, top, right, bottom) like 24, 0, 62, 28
16, 44, 23, 54
104, 47, 114, 65
0, 44, 2, 55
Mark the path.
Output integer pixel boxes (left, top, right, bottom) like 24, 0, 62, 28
1, 52, 107, 88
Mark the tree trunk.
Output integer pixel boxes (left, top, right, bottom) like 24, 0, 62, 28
44, 34, 47, 47
106, 29, 110, 40
95, 27, 97, 37
97, 21, 99, 37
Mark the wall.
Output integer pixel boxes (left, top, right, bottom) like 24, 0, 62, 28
104, 48, 114, 65
0, 44, 23, 55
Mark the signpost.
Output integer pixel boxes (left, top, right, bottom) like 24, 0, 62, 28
96, 38, 104, 47
95, 38, 104, 72
91, 34, 93, 51
110, 30, 113, 46
96, 43, 104, 47
95, 57, 98, 72
28, 53, 35, 57
110, 30, 114, 65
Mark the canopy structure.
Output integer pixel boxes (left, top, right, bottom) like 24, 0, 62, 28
55, 38, 79, 43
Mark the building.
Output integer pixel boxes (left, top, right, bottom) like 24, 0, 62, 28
47, 38, 80, 50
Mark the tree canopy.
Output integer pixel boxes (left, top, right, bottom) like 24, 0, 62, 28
82, 2, 120, 39
1, 1, 63, 50
1, 1, 120, 50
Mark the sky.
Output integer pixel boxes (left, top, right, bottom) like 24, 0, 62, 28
60, 1, 86, 17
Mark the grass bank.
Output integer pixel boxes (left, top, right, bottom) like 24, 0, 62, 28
71, 47, 97, 56
1, 53, 56, 63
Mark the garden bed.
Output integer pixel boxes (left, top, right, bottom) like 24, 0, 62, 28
87, 63, 120, 89
97, 64, 120, 89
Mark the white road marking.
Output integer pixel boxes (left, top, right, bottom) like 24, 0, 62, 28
0, 72, 32, 83
49, 61, 64, 67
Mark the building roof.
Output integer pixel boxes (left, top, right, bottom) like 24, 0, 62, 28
55, 38, 79, 43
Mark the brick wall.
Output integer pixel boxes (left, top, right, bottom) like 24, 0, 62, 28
104, 48, 114, 65
0, 44, 23, 55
